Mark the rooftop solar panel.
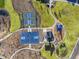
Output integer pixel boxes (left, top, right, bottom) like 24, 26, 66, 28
20, 32, 39, 45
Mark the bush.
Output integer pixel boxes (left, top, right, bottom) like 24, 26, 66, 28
45, 42, 51, 51
56, 43, 68, 57
32, 0, 54, 27
5, 0, 20, 32
0, 0, 5, 8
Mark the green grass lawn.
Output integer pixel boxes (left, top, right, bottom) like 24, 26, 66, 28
1, 0, 79, 59
41, 49, 58, 59
0, 0, 5, 8
5, 0, 20, 32
52, 2, 79, 57
40, 2, 79, 59
32, 0, 54, 27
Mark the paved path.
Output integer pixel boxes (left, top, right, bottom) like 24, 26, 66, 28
49, 0, 66, 43
0, 1, 65, 59
69, 38, 79, 59
0, 56, 5, 59
0, 27, 52, 42
0, 33, 12, 42
0, 0, 78, 59
10, 48, 40, 59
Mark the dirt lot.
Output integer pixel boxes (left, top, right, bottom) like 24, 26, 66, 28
0, 9, 10, 39
0, 29, 45, 59
12, 49, 46, 59
12, 0, 34, 13
12, 0, 40, 27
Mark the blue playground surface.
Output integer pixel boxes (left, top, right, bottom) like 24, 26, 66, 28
20, 32, 39, 45
56, 23, 63, 32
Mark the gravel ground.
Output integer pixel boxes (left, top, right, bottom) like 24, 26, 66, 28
12, 49, 46, 59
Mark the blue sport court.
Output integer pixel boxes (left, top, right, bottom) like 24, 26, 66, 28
20, 32, 39, 45
22, 12, 36, 26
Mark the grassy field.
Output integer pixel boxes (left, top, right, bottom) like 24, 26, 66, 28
5, 0, 20, 32
32, 0, 54, 27
0, 0, 5, 8
52, 2, 79, 57
1, 0, 79, 59
41, 49, 58, 59
40, 2, 79, 59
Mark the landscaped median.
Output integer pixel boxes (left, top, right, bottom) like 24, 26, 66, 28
5, 0, 20, 32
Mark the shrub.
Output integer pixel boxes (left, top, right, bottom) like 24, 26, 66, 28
0, 0, 5, 8
56, 43, 68, 57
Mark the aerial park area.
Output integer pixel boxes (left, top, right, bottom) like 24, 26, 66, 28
0, 0, 79, 59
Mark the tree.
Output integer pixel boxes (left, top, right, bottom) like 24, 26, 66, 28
56, 43, 68, 58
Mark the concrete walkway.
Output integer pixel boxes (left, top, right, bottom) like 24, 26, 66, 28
69, 38, 79, 59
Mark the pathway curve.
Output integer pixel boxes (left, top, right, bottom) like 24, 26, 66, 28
69, 38, 79, 59
49, 0, 66, 44
0, 0, 75, 59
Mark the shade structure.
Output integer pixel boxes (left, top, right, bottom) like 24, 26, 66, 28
56, 23, 63, 32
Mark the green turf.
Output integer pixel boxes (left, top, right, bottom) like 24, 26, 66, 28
5, 0, 20, 32
1, 0, 79, 59
52, 2, 79, 57
32, 0, 54, 27
41, 49, 58, 59
0, 0, 5, 8
40, 2, 79, 59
